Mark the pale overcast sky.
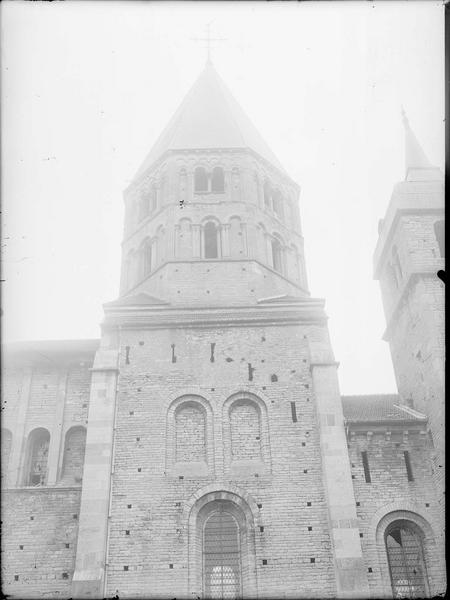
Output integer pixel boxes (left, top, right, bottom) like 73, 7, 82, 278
1, 1, 444, 395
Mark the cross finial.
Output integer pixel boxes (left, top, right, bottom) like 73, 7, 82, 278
192, 22, 226, 64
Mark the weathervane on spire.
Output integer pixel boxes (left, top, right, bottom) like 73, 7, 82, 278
192, 22, 226, 64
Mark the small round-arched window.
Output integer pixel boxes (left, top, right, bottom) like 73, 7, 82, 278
204, 222, 219, 259
385, 521, 429, 599
271, 238, 282, 273
211, 167, 225, 193
195, 167, 209, 193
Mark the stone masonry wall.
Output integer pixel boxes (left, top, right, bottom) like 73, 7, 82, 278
1, 489, 82, 599
348, 428, 445, 597
105, 322, 336, 599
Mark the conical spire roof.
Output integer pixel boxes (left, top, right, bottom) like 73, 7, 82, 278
134, 62, 286, 180
402, 109, 432, 172
401, 109, 443, 182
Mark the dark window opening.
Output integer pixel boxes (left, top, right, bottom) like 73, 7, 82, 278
211, 167, 225, 193
361, 451, 371, 483
290, 402, 298, 423
26, 428, 50, 486
404, 451, 414, 481
204, 222, 219, 259
195, 167, 208, 192
271, 238, 282, 273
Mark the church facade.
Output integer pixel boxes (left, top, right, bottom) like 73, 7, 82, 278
1, 63, 445, 599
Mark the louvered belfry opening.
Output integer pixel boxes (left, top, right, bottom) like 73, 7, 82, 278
385, 521, 429, 599
203, 504, 242, 599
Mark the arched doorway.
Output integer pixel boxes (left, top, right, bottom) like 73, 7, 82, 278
203, 505, 241, 599
385, 520, 429, 598
188, 489, 258, 599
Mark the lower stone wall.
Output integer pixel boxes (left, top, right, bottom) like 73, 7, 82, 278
1, 488, 81, 599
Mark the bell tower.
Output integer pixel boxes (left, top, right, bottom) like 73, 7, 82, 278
119, 61, 308, 307
72, 62, 369, 599
374, 112, 445, 512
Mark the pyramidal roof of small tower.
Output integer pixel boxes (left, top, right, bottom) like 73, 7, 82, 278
402, 109, 443, 181
133, 61, 287, 181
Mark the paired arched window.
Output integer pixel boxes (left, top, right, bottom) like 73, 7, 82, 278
25, 428, 50, 486
60, 426, 86, 484
203, 507, 242, 599
385, 521, 429, 598
195, 166, 225, 194
434, 220, 444, 258
271, 237, 283, 273
204, 221, 220, 259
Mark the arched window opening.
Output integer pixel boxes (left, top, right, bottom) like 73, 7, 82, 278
204, 221, 219, 259
434, 220, 444, 257
385, 521, 429, 599
175, 403, 206, 463
138, 190, 149, 222
264, 181, 272, 210
25, 428, 50, 486
211, 167, 225, 193
272, 190, 284, 221
125, 250, 136, 290
392, 245, 403, 282
141, 239, 153, 278
271, 238, 283, 273
1, 429, 12, 483
61, 426, 86, 484
195, 167, 209, 193
203, 507, 241, 599
150, 184, 158, 213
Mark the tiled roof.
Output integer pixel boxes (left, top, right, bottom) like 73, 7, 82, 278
342, 394, 427, 423
133, 61, 287, 180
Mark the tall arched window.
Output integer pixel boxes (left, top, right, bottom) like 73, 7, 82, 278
25, 428, 50, 486
60, 426, 86, 484
150, 183, 158, 213
264, 181, 272, 210
195, 167, 209, 193
124, 250, 136, 290
385, 521, 429, 598
141, 238, 153, 278
138, 190, 149, 222
1, 428, 12, 483
271, 237, 283, 273
272, 189, 284, 221
211, 167, 225, 193
434, 220, 444, 258
392, 245, 403, 282
203, 506, 242, 599
204, 221, 219, 259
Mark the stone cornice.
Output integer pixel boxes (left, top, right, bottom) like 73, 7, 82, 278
102, 299, 327, 330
